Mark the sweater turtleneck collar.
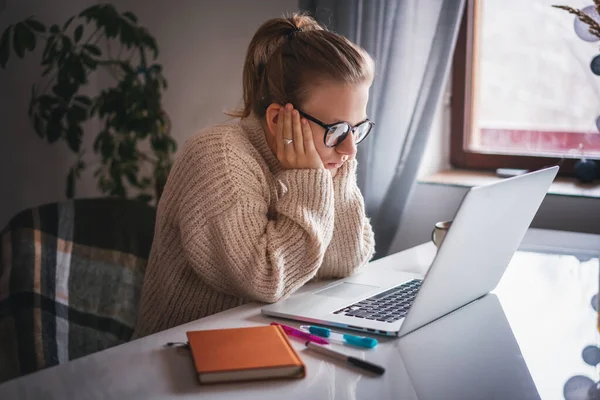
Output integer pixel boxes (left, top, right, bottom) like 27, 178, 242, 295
239, 113, 282, 175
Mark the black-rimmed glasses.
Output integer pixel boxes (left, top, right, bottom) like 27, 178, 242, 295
296, 110, 375, 148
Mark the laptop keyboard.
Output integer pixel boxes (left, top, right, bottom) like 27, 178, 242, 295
333, 279, 423, 323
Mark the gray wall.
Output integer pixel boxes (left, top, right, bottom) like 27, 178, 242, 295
0, 0, 298, 228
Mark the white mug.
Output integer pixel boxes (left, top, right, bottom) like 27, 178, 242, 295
431, 221, 452, 248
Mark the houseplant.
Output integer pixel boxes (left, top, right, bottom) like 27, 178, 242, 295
0, 4, 176, 202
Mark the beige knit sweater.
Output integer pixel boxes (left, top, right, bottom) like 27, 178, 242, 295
132, 115, 375, 338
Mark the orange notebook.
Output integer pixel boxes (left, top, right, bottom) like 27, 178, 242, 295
185, 325, 306, 384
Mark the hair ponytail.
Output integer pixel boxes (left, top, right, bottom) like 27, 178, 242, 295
229, 12, 374, 119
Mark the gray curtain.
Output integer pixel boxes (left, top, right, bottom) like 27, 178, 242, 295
300, 0, 465, 258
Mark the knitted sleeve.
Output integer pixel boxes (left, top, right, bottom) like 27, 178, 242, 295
317, 159, 375, 279
176, 132, 336, 303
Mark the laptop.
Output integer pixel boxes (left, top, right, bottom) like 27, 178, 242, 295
262, 166, 559, 337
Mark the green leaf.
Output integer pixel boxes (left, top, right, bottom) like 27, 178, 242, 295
97, 90, 123, 115
109, 160, 122, 185
63, 16, 75, 31
151, 137, 168, 152
42, 41, 57, 66
41, 64, 53, 77
93, 4, 120, 39
146, 37, 158, 59
13, 23, 25, 58
25, 19, 46, 33
74, 25, 83, 43
68, 105, 87, 122
74, 95, 92, 106
81, 53, 98, 69
42, 36, 52, 57
100, 133, 115, 160
166, 136, 177, 152
52, 83, 71, 100
93, 131, 106, 153
118, 140, 136, 160
66, 168, 76, 198
79, 5, 102, 21
119, 62, 134, 75
83, 44, 101, 56
0, 26, 11, 68
137, 28, 158, 58
37, 94, 59, 108
119, 22, 135, 48
66, 125, 83, 152
33, 113, 45, 138
136, 193, 153, 203
71, 60, 86, 83
76, 159, 86, 174
149, 63, 162, 73
42, 37, 53, 59
22, 25, 36, 51
102, 4, 119, 17
105, 21, 119, 39
28, 84, 36, 116
125, 170, 139, 186
61, 36, 72, 53
111, 185, 127, 198
98, 175, 112, 193
123, 11, 138, 23
102, 4, 120, 21
47, 112, 63, 143
49, 24, 60, 34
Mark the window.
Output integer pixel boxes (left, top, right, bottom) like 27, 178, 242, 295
451, 0, 600, 174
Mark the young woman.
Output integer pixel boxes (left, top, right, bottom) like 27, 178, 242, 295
133, 12, 376, 338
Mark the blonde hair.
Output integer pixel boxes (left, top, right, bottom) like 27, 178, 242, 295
231, 12, 375, 119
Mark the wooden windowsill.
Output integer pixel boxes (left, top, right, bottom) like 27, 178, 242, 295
419, 169, 600, 199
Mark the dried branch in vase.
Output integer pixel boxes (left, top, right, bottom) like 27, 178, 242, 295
553, 4, 600, 40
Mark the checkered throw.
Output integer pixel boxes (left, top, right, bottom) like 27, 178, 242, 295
0, 198, 156, 383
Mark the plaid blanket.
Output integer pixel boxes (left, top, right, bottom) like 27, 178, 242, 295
0, 198, 156, 383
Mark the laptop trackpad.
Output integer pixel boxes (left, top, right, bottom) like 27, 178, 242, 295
314, 282, 380, 299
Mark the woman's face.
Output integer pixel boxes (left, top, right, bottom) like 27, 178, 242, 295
300, 80, 371, 176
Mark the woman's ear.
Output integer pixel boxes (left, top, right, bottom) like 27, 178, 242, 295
264, 104, 282, 137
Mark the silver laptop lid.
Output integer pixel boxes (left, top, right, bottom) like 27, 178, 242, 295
398, 166, 558, 336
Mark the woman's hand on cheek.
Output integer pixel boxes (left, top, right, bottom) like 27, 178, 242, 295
276, 104, 325, 171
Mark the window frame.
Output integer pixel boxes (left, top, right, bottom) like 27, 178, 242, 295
450, 0, 599, 175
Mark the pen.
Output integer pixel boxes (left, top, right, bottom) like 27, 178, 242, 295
270, 322, 329, 345
300, 325, 378, 348
305, 341, 385, 375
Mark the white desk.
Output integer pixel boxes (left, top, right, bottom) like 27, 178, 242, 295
1, 229, 598, 400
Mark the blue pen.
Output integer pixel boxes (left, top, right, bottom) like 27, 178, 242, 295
300, 325, 378, 348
